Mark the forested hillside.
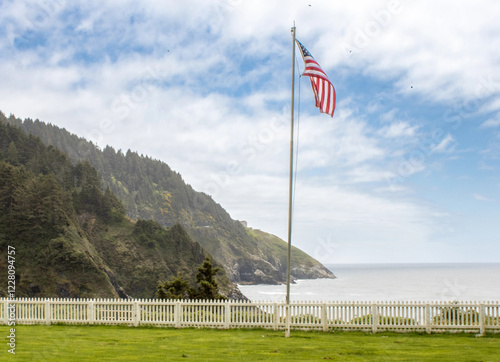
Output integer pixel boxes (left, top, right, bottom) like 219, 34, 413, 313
1, 112, 335, 284
0, 119, 236, 298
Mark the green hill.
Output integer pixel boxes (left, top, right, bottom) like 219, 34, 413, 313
1, 111, 335, 285
0, 119, 237, 298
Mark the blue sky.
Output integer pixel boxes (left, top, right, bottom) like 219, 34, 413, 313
1, 0, 499, 264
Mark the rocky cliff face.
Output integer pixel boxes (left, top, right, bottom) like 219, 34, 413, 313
231, 228, 336, 284
184, 219, 335, 285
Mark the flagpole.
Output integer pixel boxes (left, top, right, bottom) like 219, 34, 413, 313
285, 25, 296, 339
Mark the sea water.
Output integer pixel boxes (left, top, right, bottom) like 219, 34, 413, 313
238, 263, 500, 302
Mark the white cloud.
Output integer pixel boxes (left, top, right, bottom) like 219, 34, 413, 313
379, 122, 418, 138
431, 134, 455, 154
481, 117, 500, 128
345, 166, 393, 184
473, 193, 495, 202
374, 184, 410, 193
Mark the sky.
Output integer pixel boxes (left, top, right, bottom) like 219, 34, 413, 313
1, 0, 499, 264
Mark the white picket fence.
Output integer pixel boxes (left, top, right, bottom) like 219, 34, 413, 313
2, 298, 499, 334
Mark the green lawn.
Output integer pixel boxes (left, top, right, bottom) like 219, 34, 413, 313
1, 325, 499, 361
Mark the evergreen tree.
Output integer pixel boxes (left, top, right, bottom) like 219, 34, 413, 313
156, 273, 192, 300
6, 141, 20, 165
0, 162, 25, 241
101, 187, 125, 223
192, 257, 226, 300
156, 283, 168, 299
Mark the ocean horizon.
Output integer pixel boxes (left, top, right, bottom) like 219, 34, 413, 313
238, 262, 500, 302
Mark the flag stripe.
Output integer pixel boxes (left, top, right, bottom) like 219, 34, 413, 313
296, 39, 336, 117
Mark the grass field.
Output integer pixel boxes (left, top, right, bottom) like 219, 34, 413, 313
1, 325, 499, 361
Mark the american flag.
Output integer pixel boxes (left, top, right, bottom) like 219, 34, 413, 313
296, 39, 336, 117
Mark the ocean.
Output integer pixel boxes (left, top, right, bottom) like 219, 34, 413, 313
238, 263, 500, 302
